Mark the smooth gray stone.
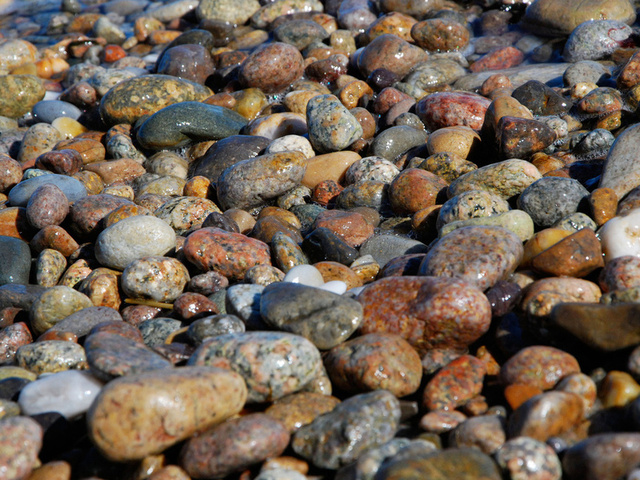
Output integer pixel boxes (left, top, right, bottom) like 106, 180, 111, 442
225, 284, 265, 330
370, 125, 428, 162
600, 123, 640, 200
517, 177, 589, 228
8, 174, 87, 207
0, 236, 31, 286
359, 234, 429, 268
32, 100, 82, 123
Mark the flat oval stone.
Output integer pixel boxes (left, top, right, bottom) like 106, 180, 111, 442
180, 413, 290, 478
85, 331, 172, 380
562, 433, 640, 480
136, 101, 247, 150
260, 282, 363, 350
416, 91, 491, 132
358, 34, 428, 78
292, 390, 400, 470
265, 392, 341, 433
188, 331, 323, 403
32, 100, 82, 123
423, 355, 486, 411
187, 314, 245, 345
359, 234, 429, 268
439, 209, 534, 242
437, 189, 510, 230
388, 168, 448, 215
17, 370, 103, 419
238, 42, 304, 93
70, 194, 133, 237
500, 346, 580, 390
25, 183, 69, 230
44, 306, 122, 338
184, 227, 271, 281
0, 236, 30, 286
563, 20, 633, 62
87, 366, 247, 461
324, 333, 421, 397
94, 216, 176, 270
0, 416, 43, 480
217, 151, 307, 211
358, 276, 491, 355
448, 415, 506, 455
530, 228, 603, 277
517, 177, 589, 228
153, 197, 221, 235
419, 226, 523, 291
99, 74, 212, 126
8, 174, 87, 207
600, 123, 640, 200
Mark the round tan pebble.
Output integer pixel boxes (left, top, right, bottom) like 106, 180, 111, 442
224, 208, 255, 234
500, 345, 580, 391
314, 261, 363, 289
427, 126, 482, 160
302, 151, 361, 188
265, 392, 341, 433
599, 370, 640, 408
589, 187, 618, 226
25, 460, 71, 480
183, 176, 211, 198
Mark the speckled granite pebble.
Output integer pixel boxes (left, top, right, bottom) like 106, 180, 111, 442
517, 177, 589, 228
0, 416, 43, 480
495, 437, 562, 480
16, 340, 88, 375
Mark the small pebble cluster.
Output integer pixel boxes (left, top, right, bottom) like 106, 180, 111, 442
3, 0, 640, 478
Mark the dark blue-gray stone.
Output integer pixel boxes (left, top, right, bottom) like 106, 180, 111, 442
302, 227, 359, 265
8, 174, 87, 207
359, 234, 429, 268
32, 100, 82, 123
370, 125, 429, 162
0, 284, 46, 309
0, 236, 31, 286
136, 101, 248, 150
517, 177, 589, 228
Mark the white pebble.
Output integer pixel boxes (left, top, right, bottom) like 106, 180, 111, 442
600, 208, 640, 262
265, 134, 315, 159
317, 280, 348, 294
283, 264, 325, 287
18, 370, 104, 419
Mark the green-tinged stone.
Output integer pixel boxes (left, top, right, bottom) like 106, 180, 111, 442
0, 75, 45, 118
439, 209, 534, 241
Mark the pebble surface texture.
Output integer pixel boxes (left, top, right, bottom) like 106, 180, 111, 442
4, 0, 640, 477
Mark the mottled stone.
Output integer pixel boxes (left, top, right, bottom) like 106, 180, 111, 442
437, 189, 510, 230
416, 92, 491, 132
448, 415, 506, 455
495, 437, 562, 480
439, 209, 534, 242
358, 276, 491, 355
313, 209, 374, 248
87, 366, 247, 461
188, 331, 323, 403
8, 174, 86, 208
238, 42, 304, 93
30, 286, 93, 335
306, 94, 363, 154
0, 236, 30, 286
530, 228, 603, 277
423, 355, 486, 411
292, 390, 400, 470
0, 75, 45, 118
0, 416, 43, 480
517, 177, 589, 228
16, 340, 88, 375
302, 227, 359, 265
562, 433, 640, 480
600, 123, 640, 200
500, 346, 580, 390
121, 256, 189, 302
266, 392, 340, 433
389, 168, 447, 215
358, 34, 428, 79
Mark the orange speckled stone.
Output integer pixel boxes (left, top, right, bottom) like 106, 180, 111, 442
470, 46, 525, 73
84, 159, 146, 185
422, 354, 486, 411
312, 179, 343, 206
56, 137, 105, 164
500, 345, 580, 391
314, 261, 363, 290
313, 209, 374, 247
357, 276, 491, 355
0, 207, 32, 241
29, 225, 79, 256
265, 392, 341, 433
589, 187, 618, 226
504, 383, 544, 410
388, 168, 448, 215
183, 176, 211, 198
530, 228, 604, 277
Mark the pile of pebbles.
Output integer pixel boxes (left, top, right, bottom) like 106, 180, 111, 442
5, 0, 640, 477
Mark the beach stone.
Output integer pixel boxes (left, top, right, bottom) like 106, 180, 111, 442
420, 409, 467, 434
511, 80, 572, 116
517, 177, 589, 228
376, 447, 502, 480
314, 261, 362, 289
292, 390, 401, 470
437, 189, 510, 230
17, 370, 103, 419
43, 306, 122, 339
95, 216, 176, 270
137, 101, 247, 150
448, 415, 506, 455
0, 416, 43, 480
0, 75, 45, 118
500, 346, 580, 390
271, 231, 306, 273
411, 18, 470, 52
371, 126, 428, 163
32, 99, 82, 124
562, 433, 640, 480
8, 173, 86, 207
25, 184, 68, 230
265, 392, 340, 434
358, 34, 428, 79
358, 276, 491, 355
87, 366, 247, 461
449, 159, 541, 200
217, 151, 306, 211
85, 331, 172, 381
530, 228, 603, 277
70, 194, 134, 237
439, 209, 534, 242
420, 226, 523, 291
600, 208, 640, 260
184, 228, 270, 281
324, 333, 421, 397
388, 168, 447, 215
99, 75, 212, 126
0, 322, 31, 365
139, 318, 183, 347
35, 249, 66, 287
0, 207, 31, 242
196, 0, 259, 24
303, 227, 359, 265
426, 127, 481, 161
600, 256, 640, 292
238, 42, 303, 93
0, 156, 21, 193
188, 331, 323, 403
275, 19, 329, 49
550, 302, 640, 351
306, 94, 362, 154
30, 286, 93, 335
471, 46, 525, 73
35, 149, 83, 176
17, 123, 63, 165
600, 123, 640, 200
187, 314, 245, 345
156, 44, 215, 85
313, 209, 374, 248
423, 354, 486, 411
345, 156, 399, 185
507, 391, 584, 441
497, 117, 556, 159
563, 20, 633, 62
260, 282, 362, 350
154, 197, 221, 235
334, 181, 386, 211
521, 0, 635, 37
416, 91, 491, 132
121, 256, 189, 302
16, 340, 88, 375
0, 236, 30, 286
495, 437, 562, 480
173, 293, 219, 321
181, 413, 289, 478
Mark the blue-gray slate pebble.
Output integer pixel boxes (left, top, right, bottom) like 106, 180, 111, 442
517, 177, 589, 228
32, 100, 82, 123
359, 234, 429, 268
136, 101, 248, 150
370, 125, 429, 162
225, 284, 266, 330
8, 174, 87, 207
260, 282, 363, 350
0, 236, 31, 286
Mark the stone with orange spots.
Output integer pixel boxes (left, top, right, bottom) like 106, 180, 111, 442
55, 137, 105, 164
422, 354, 486, 411
357, 276, 491, 355
312, 179, 343, 206
589, 187, 618, 226
313, 209, 374, 247
103, 204, 152, 228
70, 194, 134, 237
102, 44, 126, 63
416, 91, 491, 132
84, 159, 146, 185
411, 18, 470, 52
30, 225, 79, 256
470, 46, 524, 73
183, 176, 211, 198
500, 345, 580, 391
0, 207, 32, 241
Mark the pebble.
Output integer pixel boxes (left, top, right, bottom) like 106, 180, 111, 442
517, 177, 590, 228
30, 285, 94, 335
437, 189, 510, 230
563, 20, 633, 62
238, 42, 304, 93
439, 209, 534, 242
260, 282, 362, 350
388, 168, 447, 214
32, 100, 82, 123
292, 390, 400, 470
186, 314, 245, 345
18, 370, 103, 418
562, 433, 640, 480
0, 236, 30, 286
25, 183, 69, 230
448, 414, 506, 454
87, 366, 247, 461
16, 340, 88, 374
0, 75, 45, 118
153, 196, 221, 235
601, 124, 640, 200
600, 208, 640, 261
181, 413, 289, 478
500, 346, 580, 390
495, 437, 562, 480
188, 331, 323, 403
416, 91, 491, 131
8, 173, 86, 207
423, 354, 486, 411
306, 94, 363, 153
0, 416, 43, 480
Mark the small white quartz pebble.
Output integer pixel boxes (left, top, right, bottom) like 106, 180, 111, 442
18, 370, 104, 419
283, 264, 325, 287
600, 208, 640, 262
317, 280, 348, 294
265, 134, 315, 159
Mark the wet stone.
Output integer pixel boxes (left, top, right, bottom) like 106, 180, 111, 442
495, 437, 562, 480
497, 116, 557, 160
16, 340, 88, 375
154, 197, 221, 236
563, 20, 633, 63
302, 227, 359, 265
186, 314, 245, 345
307, 94, 363, 154
121, 256, 189, 303
180, 413, 290, 479
419, 226, 523, 291
271, 231, 307, 273
45, 306, 122, 339
238, 42, 304, 93
562, 433, 640, 480
225, 284, 265, 330
0, 323, 32, 366
35, 249, 66, 287
8, 173, 87, 208
600, 123, 640, 200
389, 168, 447, 215
30, 286, 94, 336
0, 75, 45, 118
517, 177, 589, 228
423, 355, 486, 411
448, 414, 506, 455
416, 91, 492, 132
500, 346, 580, 390
292, 390, 401, 470
188, 331, 323, 403
0, 416, 43, 480
0, 236, 30, 286
530, 228, 603, 277
138, 318, 183, 347
358, 34, 428, 79
437, 189, 510, 230
156, 44, 215, 85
